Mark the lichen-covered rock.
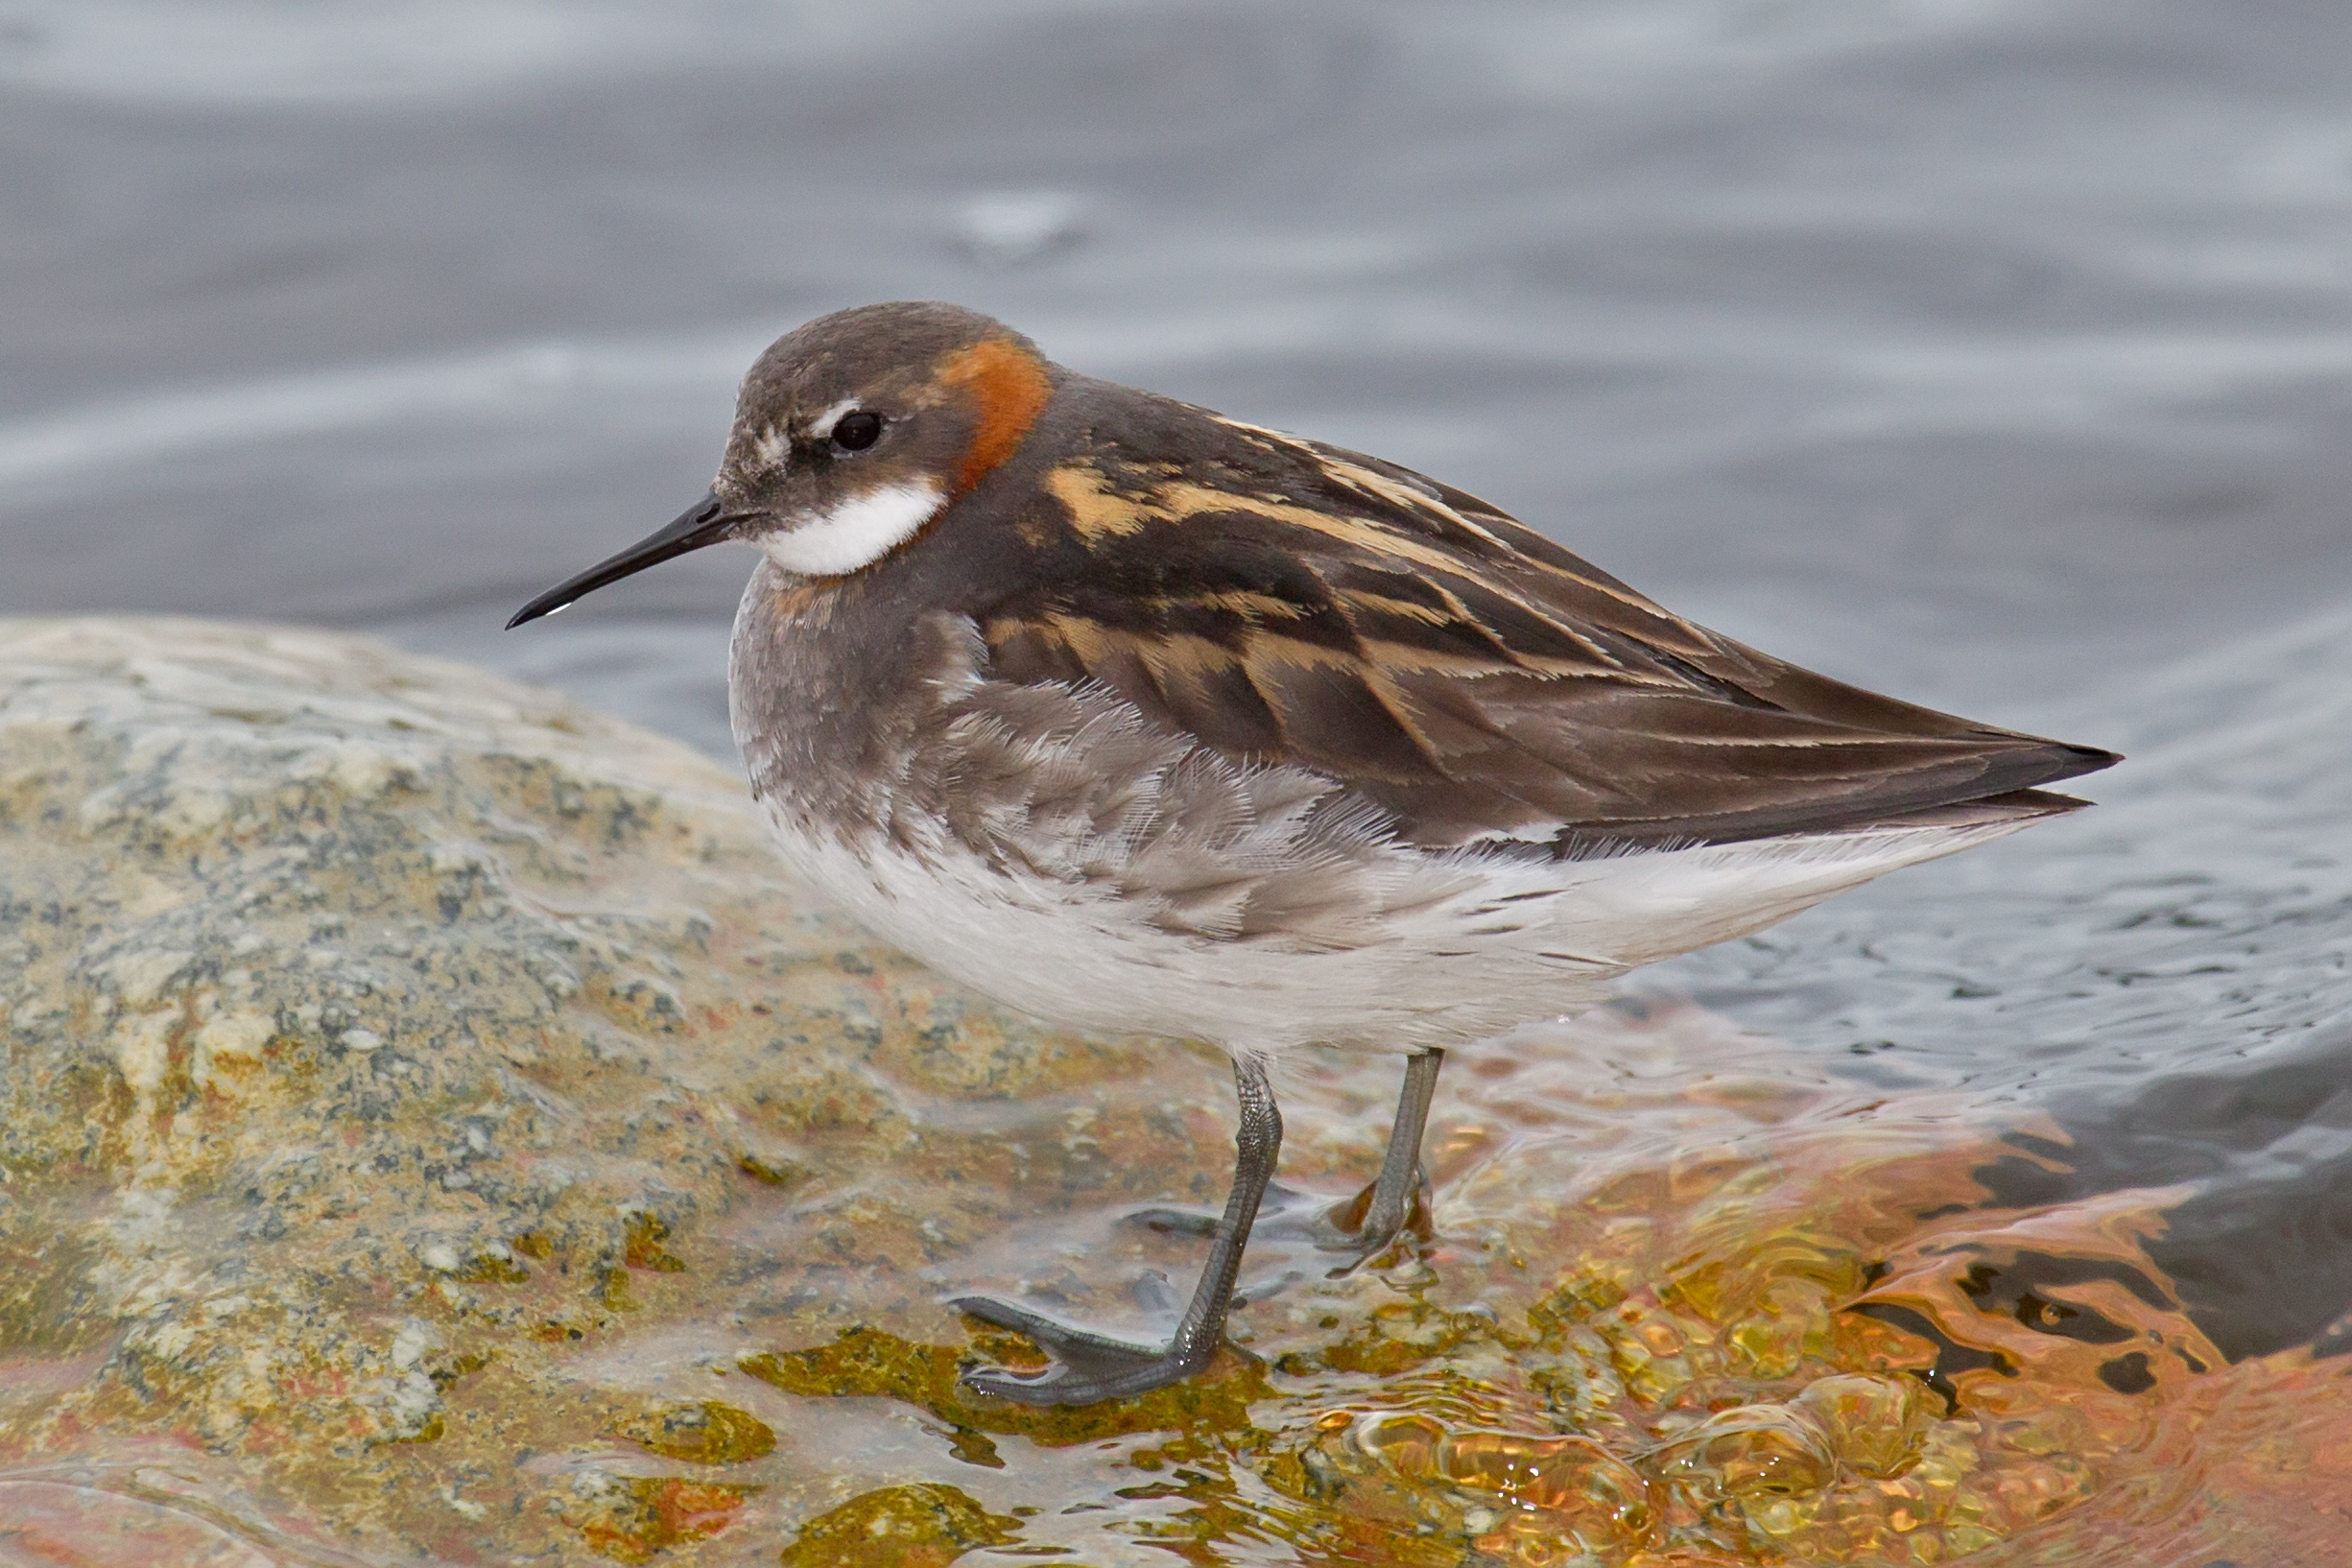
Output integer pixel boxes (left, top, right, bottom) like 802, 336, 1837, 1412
0, 617, 1185, 1559
0, 617, 2342, 1567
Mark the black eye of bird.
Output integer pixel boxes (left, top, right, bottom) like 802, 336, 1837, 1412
831, 411, 883, 451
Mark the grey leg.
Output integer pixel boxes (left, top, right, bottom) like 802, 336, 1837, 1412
1345, 1046, 1444, 1251
953, 1054, 1283, 1406
1128, 1047, 1445, 1270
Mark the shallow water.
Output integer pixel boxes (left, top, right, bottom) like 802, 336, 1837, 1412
3, 2, 2350, 1561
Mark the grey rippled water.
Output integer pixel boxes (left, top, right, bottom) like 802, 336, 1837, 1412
4, 0, 2350, 1480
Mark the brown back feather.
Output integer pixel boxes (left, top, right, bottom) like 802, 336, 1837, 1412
966, 381, 2119, 850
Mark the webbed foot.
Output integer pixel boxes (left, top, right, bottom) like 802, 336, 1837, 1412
951, 1055, 1288, 1407
1124, 1171, 1431, 1271
951, 1295, 1219, 1406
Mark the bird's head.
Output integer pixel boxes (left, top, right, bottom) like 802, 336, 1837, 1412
508, 301, 1053, 628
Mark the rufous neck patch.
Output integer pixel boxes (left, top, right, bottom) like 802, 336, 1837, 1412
938, 338, 1054, 497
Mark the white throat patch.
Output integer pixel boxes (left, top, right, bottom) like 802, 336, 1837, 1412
761, 481, 944, 577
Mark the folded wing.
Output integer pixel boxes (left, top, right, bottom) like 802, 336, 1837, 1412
977, 395, 2120, 852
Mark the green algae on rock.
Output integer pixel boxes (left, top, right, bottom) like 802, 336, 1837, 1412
0, 617, 2340, 1566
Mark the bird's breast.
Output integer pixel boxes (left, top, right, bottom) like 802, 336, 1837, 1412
726, 559, 973, 844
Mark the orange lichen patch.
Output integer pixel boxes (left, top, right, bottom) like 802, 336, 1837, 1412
936, 337, 1052, 496
569, 1475, 756, 1564
620, 1211, 686, 1273
777, 1483, 1023, 1568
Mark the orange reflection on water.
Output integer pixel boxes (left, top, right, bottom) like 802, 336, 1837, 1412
716, 1002, 2352, 1565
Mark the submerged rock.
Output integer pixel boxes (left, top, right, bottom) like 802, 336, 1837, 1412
0, 617, 2341, 1566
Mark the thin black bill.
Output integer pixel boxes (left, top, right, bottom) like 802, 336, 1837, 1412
506, 491, 733, 630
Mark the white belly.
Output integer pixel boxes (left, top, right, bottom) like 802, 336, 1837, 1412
752, 797, 2033, 1057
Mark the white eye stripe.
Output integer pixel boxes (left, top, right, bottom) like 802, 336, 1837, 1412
806, 397, 864, 442
761, 481, 944, 577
